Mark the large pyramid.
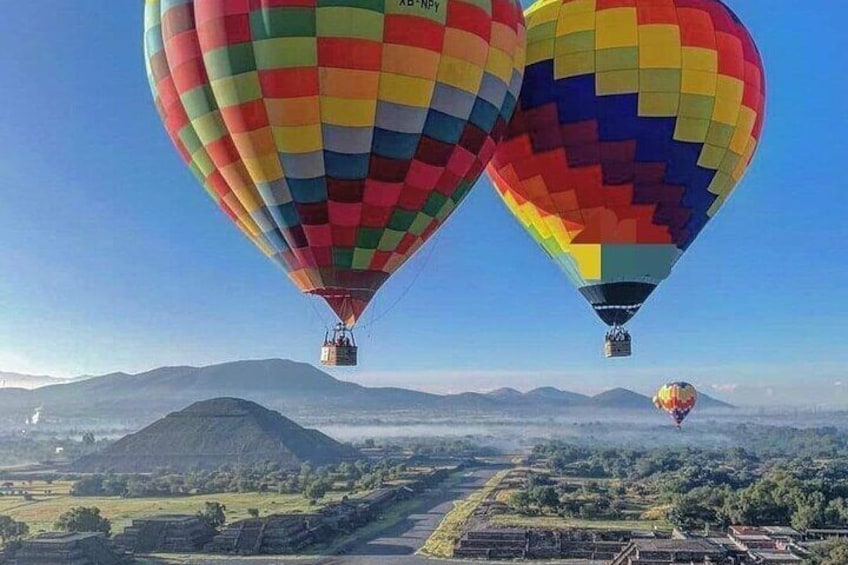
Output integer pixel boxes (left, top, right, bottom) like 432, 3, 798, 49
73, 398, 358, 472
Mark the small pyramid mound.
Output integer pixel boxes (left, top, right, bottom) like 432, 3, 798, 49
73, 398, 357, 472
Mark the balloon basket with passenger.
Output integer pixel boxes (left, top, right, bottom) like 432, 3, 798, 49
320, 323, 358, 367
604, 326, 632, 358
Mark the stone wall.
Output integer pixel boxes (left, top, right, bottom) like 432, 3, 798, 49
11, 532, 128, 565
208, 482, 420, 555
114, 515, 215, 554
454, 526, 649, 561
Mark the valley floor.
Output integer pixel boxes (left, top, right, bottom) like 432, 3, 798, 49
0, 488, 353, 534
143, 467, 545, 565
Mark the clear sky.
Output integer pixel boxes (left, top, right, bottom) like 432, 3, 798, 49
0, 1, 845, 405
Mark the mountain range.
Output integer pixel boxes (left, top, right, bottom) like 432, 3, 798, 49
0, 359, 732, 424
0, 359, 732, 421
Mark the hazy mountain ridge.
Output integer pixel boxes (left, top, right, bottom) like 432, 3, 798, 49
0, 359, 733, 422
0, 371, 71, 390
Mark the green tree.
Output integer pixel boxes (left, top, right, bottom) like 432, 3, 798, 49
792, 491, 827, 530
0, 515, 29, 544
530, 486, 559, 512
304, 480, 328, 500
101, 475, 127, 497
55, 507, 111, 536
825, 498, 848, 525
198, 502, 227, 529
338, 462, 359, 480
508, 490, 531, 513
70, 475, 104, 496
804, 539, 848, 565
720, 479, 792, 525
283, 476, 299, 493
299, 463, 314, 484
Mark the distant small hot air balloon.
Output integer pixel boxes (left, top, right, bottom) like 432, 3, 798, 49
654, 381, 697, 428
486, 0, 766, 358
143, 0, 527, 365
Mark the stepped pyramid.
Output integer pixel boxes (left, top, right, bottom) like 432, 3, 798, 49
73, 398, 358, 472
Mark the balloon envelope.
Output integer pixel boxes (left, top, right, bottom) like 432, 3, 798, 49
486, 0, 765, 326
144, 0, 526, 325
655, 381, 698, 426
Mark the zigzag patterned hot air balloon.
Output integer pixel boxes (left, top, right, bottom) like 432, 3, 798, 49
654, 381, 697, 428
486, 0, 765, 355
143, 0, 526, 335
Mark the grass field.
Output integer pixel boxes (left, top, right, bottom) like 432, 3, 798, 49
0, 489, 354, 534
142, 471, 469, 564
0, 480, 73, 496
490, 514, 672, 531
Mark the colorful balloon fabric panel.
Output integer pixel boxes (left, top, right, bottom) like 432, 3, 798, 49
655, 381, 698, 426
487, 0, 765, 326
144, 0, 526, 325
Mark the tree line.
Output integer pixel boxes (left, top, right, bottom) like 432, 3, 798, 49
512, 429, 848, 531
68, 459, 411, 501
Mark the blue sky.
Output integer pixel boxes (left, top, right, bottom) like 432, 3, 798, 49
0, 1, 846, 405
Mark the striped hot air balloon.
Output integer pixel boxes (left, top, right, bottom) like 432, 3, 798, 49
654, 381, 698, 428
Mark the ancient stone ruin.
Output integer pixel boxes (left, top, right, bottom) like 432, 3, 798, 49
113, 514, 215, 554
72, 398, 358, 473
453, 526, 657, 561
10, 532, 128, 565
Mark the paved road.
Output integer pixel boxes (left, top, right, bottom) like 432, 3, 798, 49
314, 467, 500, 565
166, 467, 505, 565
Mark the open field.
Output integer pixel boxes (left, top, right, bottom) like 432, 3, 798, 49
0, 489, 355, 533
132, 469, 504, 565
490, 514, 672, 531
0, 479, 73, 496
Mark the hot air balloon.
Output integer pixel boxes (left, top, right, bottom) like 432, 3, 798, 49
143, 0, 526, 365
486, 0, 765, 357
654, 381, 697, 428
